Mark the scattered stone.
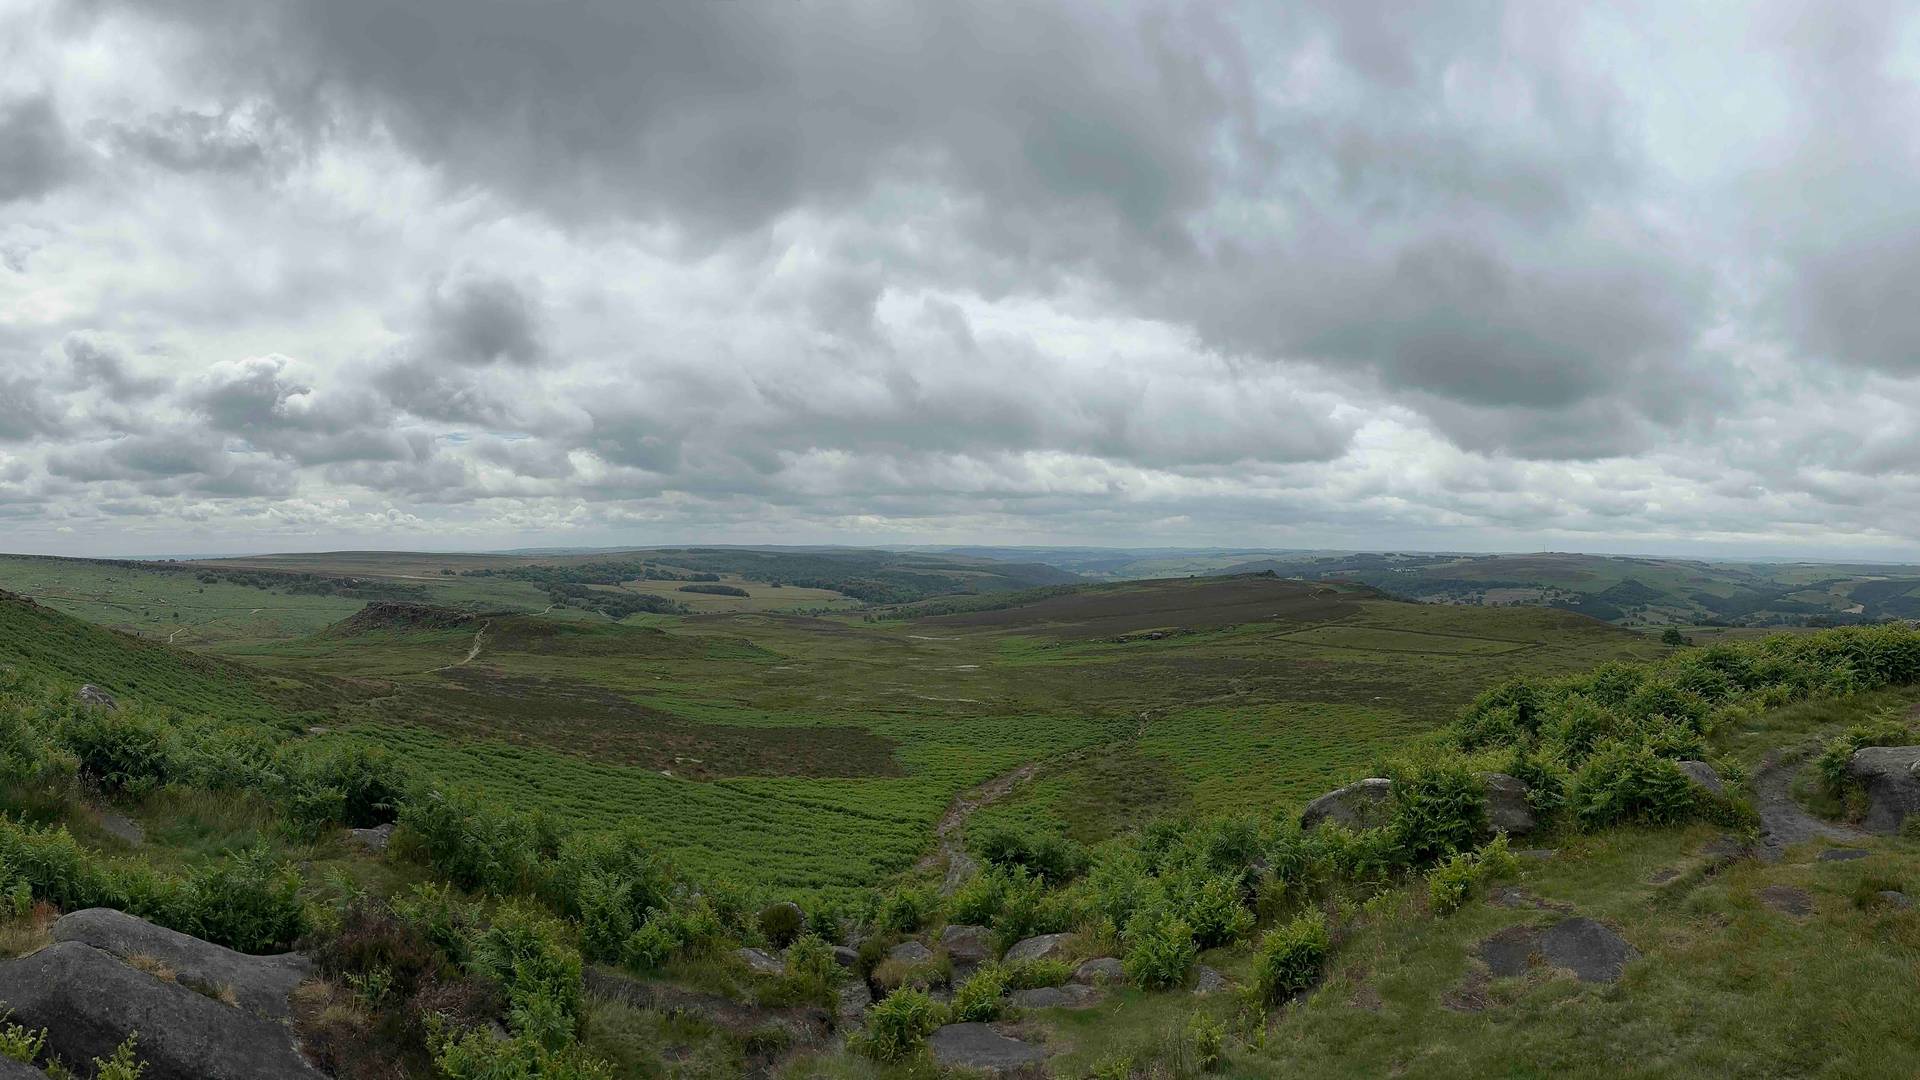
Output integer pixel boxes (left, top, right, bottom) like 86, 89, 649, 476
737, 946, 785, 976
1071, 957, 1125, 986
927, 1023, 1047, 1074
1476, 925, 1539, 978
1878, 891, 1913, 910
51, 908, 310, 1021
830, 945, 860, 969
1002, 932, 1073, 965
1845, 746, 1920, 834
1677, 760, 1726, 797
887, 940, 936, 967
939, 923, 995, 964
0, 940, 322, 1079
1648, 868, 1682, 885
1190, 964, 1230, 995
1481, 772, 1537, 836
96, 809, 144, 847
76, 684, 117, 710
1010, 984, 1103, 1009
1538, 918, 1639, 983
1816, 848, 1871, 862
346, 822, 395, 853
1300, 778, 1394, 831
835, 979, 872, 1030
1758, 884, 1814, 917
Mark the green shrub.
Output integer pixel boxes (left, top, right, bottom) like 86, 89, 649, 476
1174, 873, 1254, 948
466, 904, 584, 1045
992, 866, 1074, 943
432, 1022, 613, 1080
1253, 908, 1329, 1005
860, 988, 945, 1062
1568, 742, 1696, 829
947, 867, 1010, 926
0, 1012, 46, 1064
621, 911, 681, 970
167, 845, 306, 953
91, 1034, 146, 1080
950, 963, 1008, 1022
876, 885, 936, 934
757, 902, 805, 948
1388, 757, 1485, 864
1188, 1010, 1227, 1072
974, 826, 1090, 884
1815, 717, 1917, 799
303, 745, 410, 828
1002, 956, 1073, 990
1122, 907, 1197, 990
57, 710, 173, 796
399, 788, 550, 896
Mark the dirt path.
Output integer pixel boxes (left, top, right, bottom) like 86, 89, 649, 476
165, 626, 188, 644
427, 619, 491, 674
1753, 746, 1866, 860
917, 760, 1049, 894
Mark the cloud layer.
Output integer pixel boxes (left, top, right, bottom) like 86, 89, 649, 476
4, 0, 1920, 557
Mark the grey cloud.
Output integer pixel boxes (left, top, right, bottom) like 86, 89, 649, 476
424, 273, 546, 367
0, 94, 79, 202
103, 108, 277, 174
61, 336, 172, 400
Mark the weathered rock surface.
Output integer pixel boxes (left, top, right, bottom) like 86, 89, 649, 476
1476, 918, 1638, 984
51, 908, 310, 1021
927, 1023, 1047, 1073
1677, 760, 1725, 797
77, 684, 117, 710
1071, 957, 1125, 986
737, 946, 784, 976
585, 967, 830, 1046
1879, 890, 1913, 910
835, 979, 872, 1030
1759, 884, 1813, 917
0, 1058, 43, 1079
345, 822, 395, 852
830, 945, 860, 969
939, 923, 995, 964
0, 941, 321, 1080
96, 809, 144, 847
1190, 964, 1230, 995
1010, 984, 1103, 1009
1481, 772, 1536, 836
1847, 746, 1920, 834
1002, 932, 1074, 966
1300, 778, 1394, 831
887, 940, 936, 967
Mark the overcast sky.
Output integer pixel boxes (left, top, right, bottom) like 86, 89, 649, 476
5, 1, 1920, 559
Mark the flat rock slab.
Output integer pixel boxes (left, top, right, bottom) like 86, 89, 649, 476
1010, 984, 1103, 1009
1816, 848, 1871, 862
346, 822, 394, 852
95, 809, 144, 847
836, 979, 872, 1030
887, 941, 935, 966
0, 941, 321, 1080
1759, 884, 1814, 917
1191, 964, 1230, 995
52, 908, 310, 1021
1476, 918, 1638, 984
939, 924, 995, 963
1002, 933, 1073, 965
1879, 891, 1913, 910
737, 947, 784, 976
927, 1023, 1046, 1074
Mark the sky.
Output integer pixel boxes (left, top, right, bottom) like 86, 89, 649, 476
5, 1, 1920, 560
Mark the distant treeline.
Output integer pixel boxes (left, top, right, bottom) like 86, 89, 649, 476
543, 583, 687, 618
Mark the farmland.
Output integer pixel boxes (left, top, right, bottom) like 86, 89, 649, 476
0, 552, 1666, 901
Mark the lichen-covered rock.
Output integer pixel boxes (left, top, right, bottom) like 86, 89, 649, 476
0, 941, 321, 1080
1190, 964, 1231, 995
1476, 918, 1638, 984
835, 978, 872, 1030
927, 1023, 1046, 1073
887, 940, 936, 967
1002, 932, 1073, 966
345, 822, 395, 852
737, 946, 784, 976
1677, 760, 1725, 797
1846, 746, 1920, 834
51, 908, 310, 1021
77, 684, 118, 710
939, 923, 995, 964
1481, 772, 1536, 836
1300, 778, 1394, 831
1071, 957, 1125, 986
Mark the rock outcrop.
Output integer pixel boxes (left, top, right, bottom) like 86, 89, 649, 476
1002, 933, 1074, 965
1481, 772, 1536, 835
0, 941, 321, 1080
1071, 957, 1124, 985
76, 684, 117, 710
1300, 778, 1394, 830
927, 1023, 1046, 1073
736, 946, 784, 976
51, 908, 311, 1021
1846, 746, 1920, 833
1677, 760, 1725, 797
938, 924, 994, 965
1476, 917, 1638, 984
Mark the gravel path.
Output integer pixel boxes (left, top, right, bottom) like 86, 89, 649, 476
1753, 746, 1865, 860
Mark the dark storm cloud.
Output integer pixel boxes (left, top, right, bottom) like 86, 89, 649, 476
0, 94, 79, 202
423, 273, 546, 368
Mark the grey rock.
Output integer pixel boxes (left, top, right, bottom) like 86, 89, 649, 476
887, 940, 935, 967
927, 1023, 1046, 1073
1539, 918, 1639, 983
1759, 884, 1813, 917
1701, 835, 1753, 862
939, 923, 995, 964
1002, 932, 1074, 965
346, 822, 395, 852
1477, 924, 1537, 978
737, 946, 784, 976
1481, 772, 1536, 836
1846, 747, 1920, 834
1190, 964, 1230, 995
1879, 890, 1913, 910
1816, 847, 1871, 862
835, 978, 871, 1030
1010, 984, 1102, 1009
1677, 760, 1725, 797
1301, 778, 1394, 831
0, 1058, 43, 1079
77, 684, 117, 710
830, 945, 859, 969
51, 908, 310, 1021
96, 809, 144, 847
585, 966, 830, 1045
0, 941, 321, 1080
1071, 957, 1125, 986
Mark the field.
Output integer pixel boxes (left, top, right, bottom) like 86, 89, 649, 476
27, 558, 1645, 902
